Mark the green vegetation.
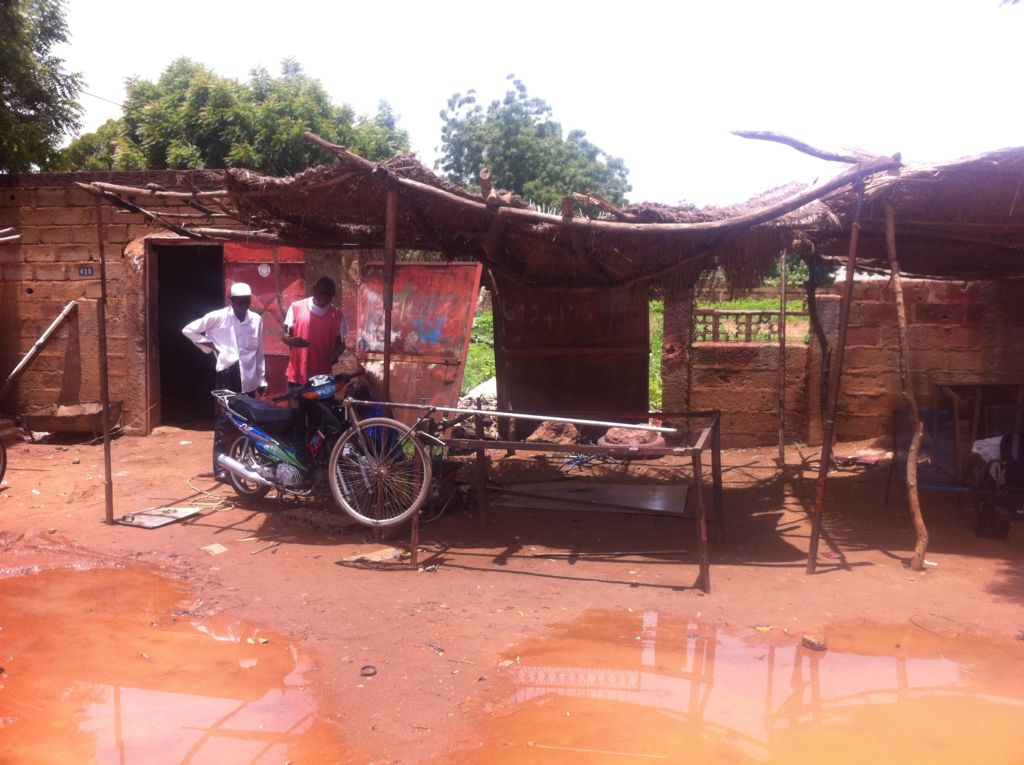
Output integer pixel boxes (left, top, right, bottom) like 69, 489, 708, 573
649, 300, 663, 410
60, 57, 409, 173
696, 297, 806, 311
460, 310, 495, 395
438, 76, 630, 208
1, 0, 82, 171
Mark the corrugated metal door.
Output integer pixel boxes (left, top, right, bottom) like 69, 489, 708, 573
492, 276, 649, 437
223, 242, 306, 399
356, 261, 482, 422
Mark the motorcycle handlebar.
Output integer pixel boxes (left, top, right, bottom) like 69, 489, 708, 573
271, 369, 366, 403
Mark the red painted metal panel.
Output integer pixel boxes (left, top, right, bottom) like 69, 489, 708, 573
493, 275, 649, 437
356, 262, 482, 422
222, 243, 306, 399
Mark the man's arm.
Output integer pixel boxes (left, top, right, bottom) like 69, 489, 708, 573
254, 314, 267, 395
182, 312, 217, 353
282, 303, 309, 348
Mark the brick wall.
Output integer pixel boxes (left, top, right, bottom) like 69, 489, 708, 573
834, 278, 1024, 441
689, 342, 809, 448
0, 171, 200, 422
0, 171, 382, 432
662, 278, 1024, 448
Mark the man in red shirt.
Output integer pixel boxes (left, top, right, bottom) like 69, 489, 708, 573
282, 276, 346, 391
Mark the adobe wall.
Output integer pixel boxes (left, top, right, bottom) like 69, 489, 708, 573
0, 171, 210, 426
835, 278, 1024, 441
0, 172, 373, 432
689, 343, 809, 448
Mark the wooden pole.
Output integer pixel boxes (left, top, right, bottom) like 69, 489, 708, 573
777, 251, 788, 465
0, 301, 77, 400
383, 184, 397, 401
94, 200, 115, 524
885, 202, 929, 570
806, 185, 865, 574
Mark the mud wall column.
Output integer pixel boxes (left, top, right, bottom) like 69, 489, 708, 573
661, 281, 694, 413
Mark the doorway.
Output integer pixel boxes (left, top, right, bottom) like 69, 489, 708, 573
153, 243, 224, 427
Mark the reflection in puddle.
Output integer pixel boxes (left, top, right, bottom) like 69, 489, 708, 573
457, 611, 1024, 764
0, 567, 351, 764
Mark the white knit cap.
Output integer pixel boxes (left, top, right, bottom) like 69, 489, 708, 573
230, 282, 252, 297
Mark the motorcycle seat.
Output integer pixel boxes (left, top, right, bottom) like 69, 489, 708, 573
231, 395, 297, 426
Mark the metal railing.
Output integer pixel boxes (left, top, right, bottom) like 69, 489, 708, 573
693, 309, 809, 343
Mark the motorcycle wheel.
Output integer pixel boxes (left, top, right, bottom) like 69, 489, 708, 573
227, 435, 272, 500
328, 417, 432, 527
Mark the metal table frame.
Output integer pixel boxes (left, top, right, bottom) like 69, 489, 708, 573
369, 401, 723, 593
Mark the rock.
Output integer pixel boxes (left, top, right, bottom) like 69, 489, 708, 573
597, 426, 666, 448
525, 420, 580, 445
801, 634, 828, 651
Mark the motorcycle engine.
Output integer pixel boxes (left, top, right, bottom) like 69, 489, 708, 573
275, 463, 304, 489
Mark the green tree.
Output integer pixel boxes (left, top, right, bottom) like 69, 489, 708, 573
0, 0, 82, 172
438, 76, 630, 208
62, 58, 409, 174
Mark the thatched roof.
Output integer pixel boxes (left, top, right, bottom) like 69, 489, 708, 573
81, 133, 896, 292
815, 147, 1024, 280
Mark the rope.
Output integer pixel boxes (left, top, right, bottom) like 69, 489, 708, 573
186, 476, 236, 512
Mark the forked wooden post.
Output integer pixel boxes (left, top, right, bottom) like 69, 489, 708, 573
885, 203, 929, 570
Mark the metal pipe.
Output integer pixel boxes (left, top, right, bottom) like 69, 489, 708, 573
806, 184, 865, 573
347, 399, 677, 434
217, 454, 273, 487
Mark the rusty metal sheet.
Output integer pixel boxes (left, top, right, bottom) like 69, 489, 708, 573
356, 262, 482, 423
493, 276, 649, 437
223, 242, 307, 398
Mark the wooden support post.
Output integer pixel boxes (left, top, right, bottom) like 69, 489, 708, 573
807, 184, 865, 574
777, 251, 788, 465
474, 404, 490, 522
95, 200, 115, 525
885, 203, 929, 571
383, 184, 397, 401
692, 449, 711, 593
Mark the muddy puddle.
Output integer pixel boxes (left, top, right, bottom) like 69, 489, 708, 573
451, 610, 1024, 764
0, 564, 354, 764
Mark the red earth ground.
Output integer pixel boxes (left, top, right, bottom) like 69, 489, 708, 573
1, 427, 1023, 762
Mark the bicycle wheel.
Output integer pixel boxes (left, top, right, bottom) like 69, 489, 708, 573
226, 435, 272, 500
328, 417, 431, 527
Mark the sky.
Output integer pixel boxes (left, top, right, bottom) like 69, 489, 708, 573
58, 0, 1024, 206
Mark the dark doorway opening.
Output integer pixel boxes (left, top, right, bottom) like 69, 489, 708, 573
155, 244, 223, 427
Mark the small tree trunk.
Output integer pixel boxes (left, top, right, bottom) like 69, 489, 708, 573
885, 203, 929, 570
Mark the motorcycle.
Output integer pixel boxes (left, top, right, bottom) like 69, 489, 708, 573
211, 372, 432, 527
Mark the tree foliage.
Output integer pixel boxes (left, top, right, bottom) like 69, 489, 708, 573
61, 58, 409, 174
0, 0, 82, 172
438, 76, 630, 208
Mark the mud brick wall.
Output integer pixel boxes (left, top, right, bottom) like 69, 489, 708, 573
689, 343, 809, 448
835, 279, 1024, 441
0, 171, 202, 423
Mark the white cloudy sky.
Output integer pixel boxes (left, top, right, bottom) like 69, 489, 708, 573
58, 0, 1024, 206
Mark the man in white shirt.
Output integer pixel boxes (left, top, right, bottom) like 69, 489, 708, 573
182, 282, 267, 481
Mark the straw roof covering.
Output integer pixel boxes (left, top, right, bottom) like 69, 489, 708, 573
82, 133, 896, 293
815, 147, 1024, 280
